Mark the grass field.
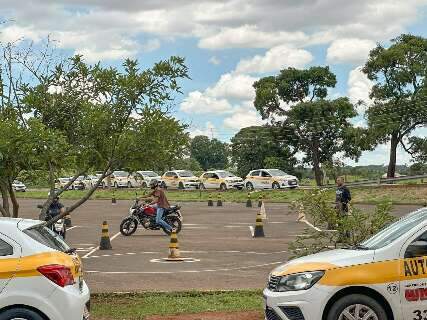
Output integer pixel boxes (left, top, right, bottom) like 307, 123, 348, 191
92, 290, 263, 320
16, 185, 427, 205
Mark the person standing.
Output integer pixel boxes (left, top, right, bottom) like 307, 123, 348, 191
335, 176, 351, 215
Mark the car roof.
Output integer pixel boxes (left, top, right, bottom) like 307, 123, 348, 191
0, 218, 42, 237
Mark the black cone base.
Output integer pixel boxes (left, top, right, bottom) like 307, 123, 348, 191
100, 237, 112, 250
254, 226, 265, 238
246, 200, 252, 207
217, 200, 223, 207
208, 200, 213, 206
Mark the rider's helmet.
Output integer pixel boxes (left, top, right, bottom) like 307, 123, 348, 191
48, 189, 60, 202
149, 179, 159, 189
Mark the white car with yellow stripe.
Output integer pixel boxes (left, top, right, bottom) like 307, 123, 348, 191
245, 169, 298, 190
161, 170, 200, 189
0, 218, 90, 320
264, 208, 427, 320
199, 170, 244, 190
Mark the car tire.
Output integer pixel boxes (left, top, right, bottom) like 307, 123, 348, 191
327, 294, 387, 320
272, 182, 280, 189
246, 182, 254, 191
142, 182, 148, 188
178, 182, 185, 190
0, 308, 45, 320
220, 183, 227, 191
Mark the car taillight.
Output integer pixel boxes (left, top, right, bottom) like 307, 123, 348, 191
37, 265, 75, 287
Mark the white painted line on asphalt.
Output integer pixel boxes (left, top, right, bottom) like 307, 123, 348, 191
224, 225, 246, 228
85, 261, 284, 275
82, 231, 121, 259
185, 226, 209, 229
301, 219, 322, 232
67, 226, 80, 231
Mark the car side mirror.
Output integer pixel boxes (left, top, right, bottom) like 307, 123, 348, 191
405, 240, 427, 258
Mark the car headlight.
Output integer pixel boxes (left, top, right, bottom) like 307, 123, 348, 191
275, 271, 324, 292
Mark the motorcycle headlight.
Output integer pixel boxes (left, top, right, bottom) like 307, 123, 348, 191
275, 271, 324, 292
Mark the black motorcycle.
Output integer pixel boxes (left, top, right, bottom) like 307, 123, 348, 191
37, 205, 67, 239
119, 201, 183, 236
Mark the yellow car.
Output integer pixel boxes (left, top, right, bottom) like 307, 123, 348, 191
199, 170, 244, 190
161, 170, 199, 190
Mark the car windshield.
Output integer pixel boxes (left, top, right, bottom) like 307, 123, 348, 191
359, 209, 427, 250
178, 171, 194, 177
24, 224, 70, 252
59, 178, 69, 182
217, 171, 236, 178
268, 169, 287, 176
13, 180, 22, 184
114, 171, 128, 177
142, 171, 158, 177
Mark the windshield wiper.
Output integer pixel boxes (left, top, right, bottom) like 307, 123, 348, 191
353, 244, 370, 250
64, 248, 76, 254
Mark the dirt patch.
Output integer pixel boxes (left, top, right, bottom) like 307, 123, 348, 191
145, 311, 263, 320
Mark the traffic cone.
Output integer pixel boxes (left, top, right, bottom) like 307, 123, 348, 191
166, 230, 184, 261
64, 214, 72, 227
246, 193, 252, 207
260, 202, 267, 220
112, 191, 117, 205
208, 194, 213, 207
258, 195, 263, 207
217, 193, 223, 207
253, 211, 265, 238
99, 221, 112, 250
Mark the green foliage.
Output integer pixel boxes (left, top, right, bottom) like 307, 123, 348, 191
230, 126, 297, 177
171, 157, 203, 172
362, 34, 427, 177
289, 189, 395, 258
190, 135, 228, 170
253, 67, 367, 186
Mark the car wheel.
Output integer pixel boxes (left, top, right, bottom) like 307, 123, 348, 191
0, 307, 44, 320
272, 182, 280, 189
327, 294, 387, 320
178, 182, 185, 190
220, 183, 227, 191
246, 182, 254, 191
142, 182, 148, 188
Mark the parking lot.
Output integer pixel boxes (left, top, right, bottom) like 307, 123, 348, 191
18, 199, 421, 293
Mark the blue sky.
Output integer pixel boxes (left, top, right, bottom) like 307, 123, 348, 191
1, 0, 427, 166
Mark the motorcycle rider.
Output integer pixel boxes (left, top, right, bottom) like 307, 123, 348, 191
46, 194, 65, 220
144, 180, 173, 233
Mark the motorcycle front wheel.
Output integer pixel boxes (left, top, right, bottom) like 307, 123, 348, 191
163, 216, 182, 235
120, 217, 138, 236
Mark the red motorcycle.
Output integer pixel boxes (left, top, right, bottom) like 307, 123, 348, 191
119, 200, 182, 236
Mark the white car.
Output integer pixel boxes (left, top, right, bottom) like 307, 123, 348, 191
12, 180, 27, 192
244, 169, 298, 190
161, 170, 200, 189
264, 208, 427, 320
0, 218, 90, 320
199, 170, 244, 190
102, 170, 138, 188
135, 171, 161, 188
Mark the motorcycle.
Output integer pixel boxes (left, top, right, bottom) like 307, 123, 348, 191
37, 205, 67, 239
120, 200, 183, 236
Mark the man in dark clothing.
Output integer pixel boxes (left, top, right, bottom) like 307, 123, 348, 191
145, 180, 173, 232
47, 196, 65, 219
335, 176, 351, 215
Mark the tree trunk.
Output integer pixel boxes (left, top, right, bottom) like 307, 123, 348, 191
387, 133, 399, 178
311, 147, 323, 186
8, 182, 19, 218
0, 182, 10, 217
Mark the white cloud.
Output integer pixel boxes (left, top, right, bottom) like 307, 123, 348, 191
235, 44, 313, 74
189, 121, 216, 138
180, 91, 232, 114
347, 66, 373, 112
142, 39, 161, 52
207, 73, 258, 100
209, 56, 221, 65
327, 38, 376, 64
0, 25, 43, 43
223, 101, 265, 130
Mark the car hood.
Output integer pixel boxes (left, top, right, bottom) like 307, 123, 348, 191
273, 175, 297, 180
224, 177, 242, 181
271, 249, 375, 276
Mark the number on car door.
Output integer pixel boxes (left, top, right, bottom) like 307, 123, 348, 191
400, 230, 427, 319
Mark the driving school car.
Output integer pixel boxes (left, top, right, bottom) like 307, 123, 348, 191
264, 208, 427, 320
244, 169, 298, 190
199, 170, 244, 190
161, 170, 200, 189
0, 218, 90, 320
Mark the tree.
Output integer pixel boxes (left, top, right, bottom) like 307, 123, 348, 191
190, 135, 228, 170
230, 126, 296, 177
362, 34, 427, 178
254, 67, 366, 185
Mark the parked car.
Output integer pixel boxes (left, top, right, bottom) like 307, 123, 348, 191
55, 178, 72, 191
0, 217, 90, 320
135, 171, 161, 188
102, 170, 138, 188
199, 170, 244, 190
76, 176, 95, 189
71, 177, 85, 190
161, 170, 199, 189
264, 207, 427, 320
12, 180, 27, 192
244, 169, 298, 190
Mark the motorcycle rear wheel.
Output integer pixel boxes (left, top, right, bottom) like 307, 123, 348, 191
163, 217, 182, 235
120, 217, 138, 236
